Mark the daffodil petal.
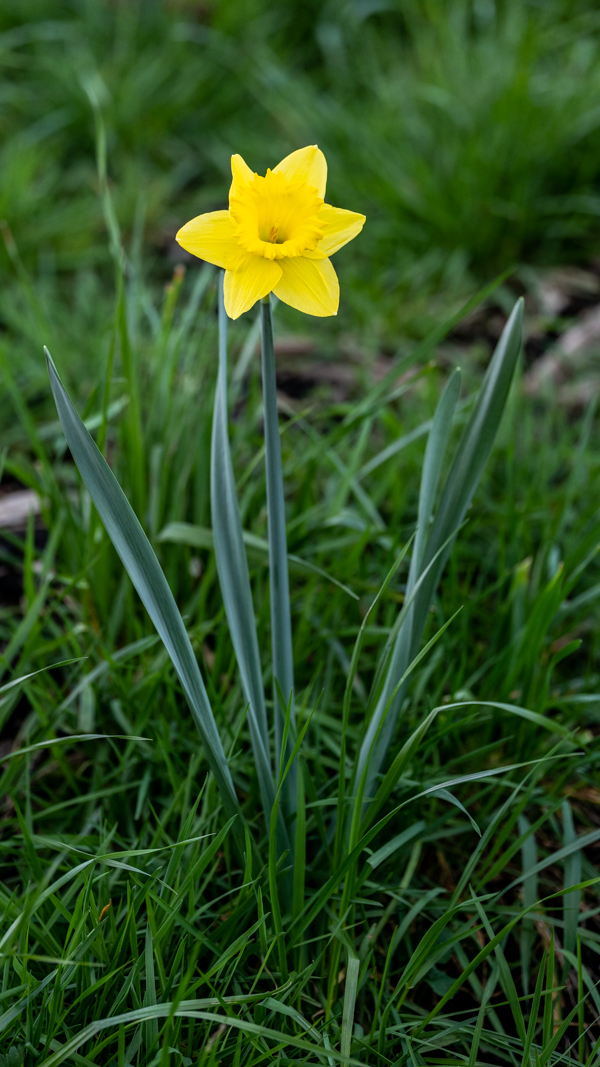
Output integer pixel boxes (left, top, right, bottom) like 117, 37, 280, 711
274, 146, 327, 199
224, 255, 282, 319
230, 153, 254, 198
273, 255, 339, 317
176, 210, 243, 270
318, 204, 365, 256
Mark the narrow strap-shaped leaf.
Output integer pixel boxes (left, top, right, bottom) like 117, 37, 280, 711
292, 759, 306, 927
260, 296, 296, 818
262, 997, 321, 1041
505, 823, 600, 892
353, 372, 460, 796
341, 952, 360, 1060
157, 523, 357, 598
562, 800, 581, 962
212, 276, 287, 854
417, 298, 524, 611
143, 925, 158, 1049
356, 299, 523, 800
410, 366, 462, 582
40, 1006, 365, 1067
45, 347, 243, 848
354, 369, 461, 795
519, 814, 537, 995
471, 893, 526, 1045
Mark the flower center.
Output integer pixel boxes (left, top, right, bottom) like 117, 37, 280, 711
230, 168, 325, 260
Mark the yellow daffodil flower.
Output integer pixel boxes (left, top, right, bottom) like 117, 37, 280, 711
176, 145, 365, 319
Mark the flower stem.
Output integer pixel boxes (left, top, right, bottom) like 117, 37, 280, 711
260, 295, 296, 822
213, 275, 285, 856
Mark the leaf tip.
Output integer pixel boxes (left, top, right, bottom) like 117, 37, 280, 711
513, 295, 525, 327
44, 346, 57, 377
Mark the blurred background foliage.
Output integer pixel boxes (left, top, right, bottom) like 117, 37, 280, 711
2, 0, 600, 339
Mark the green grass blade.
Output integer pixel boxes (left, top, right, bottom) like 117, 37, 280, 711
467, 961, 500, 1067
542, 930, 556, 1049
471, 892, 526, 1044
341, 952, 360, 1060
518, 814, 538, 996
334, 539, 413, 868
431, 787, 481, 835
290, 757, 548, 948
263, 997, 321, 1040
292, 759, 306, 926
144, 925, 158, 1050
0, 734, 149, 767
366, 820, 425, 871
45, 347, 244, 849
523, 951, 547, 1064
268, 781, 288, 981
578, 932, 585, 1063
39, 1004, 365, 1067
356, 405, 463, 481
505, 824, 600, 894
0, 657, 85, 698
562, 800, 582, 963
356, 606, 463, 836
158, 522, 357, 599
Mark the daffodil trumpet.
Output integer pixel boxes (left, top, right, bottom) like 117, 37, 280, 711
176, 145, 365, 319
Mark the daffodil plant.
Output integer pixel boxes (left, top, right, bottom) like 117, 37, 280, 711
177, 146, 365, 830
46, 142, 523, 925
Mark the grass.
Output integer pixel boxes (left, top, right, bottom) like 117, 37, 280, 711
1, 255, 600, 1062
2, 1, 600, 1063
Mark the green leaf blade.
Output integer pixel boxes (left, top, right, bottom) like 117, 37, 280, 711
356, 298, 523, 802
45, 346, 243, 846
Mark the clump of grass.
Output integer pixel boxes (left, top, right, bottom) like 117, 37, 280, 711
1, 230, 600, 1062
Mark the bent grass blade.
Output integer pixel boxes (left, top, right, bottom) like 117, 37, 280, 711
39, 1004, 366, 1067
158, 521, 358, 599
